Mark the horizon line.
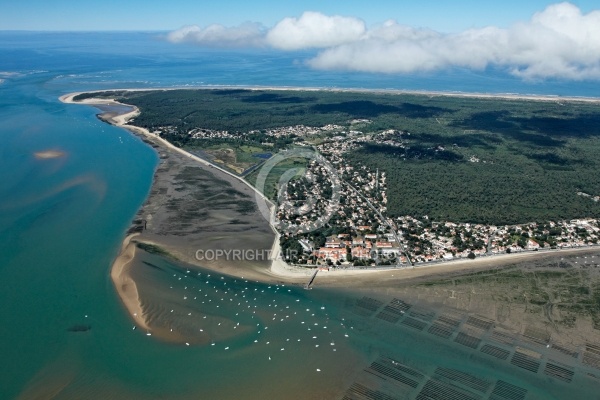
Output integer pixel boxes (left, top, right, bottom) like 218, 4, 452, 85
0, 29, 172, 34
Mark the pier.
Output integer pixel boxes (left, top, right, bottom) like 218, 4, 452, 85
304, 269, 319, 290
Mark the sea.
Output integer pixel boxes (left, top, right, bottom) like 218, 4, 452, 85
1, 31, 599, 399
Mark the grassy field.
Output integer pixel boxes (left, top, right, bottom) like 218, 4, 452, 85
245, 157, 308, 200
186, 142, 273, 175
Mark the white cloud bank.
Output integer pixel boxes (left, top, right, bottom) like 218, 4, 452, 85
308, 3, 600, 80
167, 12, 364, 49
167, 22, 265, 47
265, 11, 366, 50
168, 3, 600, 80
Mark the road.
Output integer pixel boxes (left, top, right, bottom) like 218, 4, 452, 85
341, 179, 413, 266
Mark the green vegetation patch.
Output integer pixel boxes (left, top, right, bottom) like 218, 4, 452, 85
136, 242, 171, 257
108, 89, 600, 225
245, 156, 308, 200
110, 89, 456, 132
347, 99, 600, 225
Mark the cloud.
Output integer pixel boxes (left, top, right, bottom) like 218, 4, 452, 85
265, 11, 366, 50
167, 11, 366, 51
167, 22, 265, 47
308, 3, 600, 80
167, 3, 600, 80
307, 24, 508, 74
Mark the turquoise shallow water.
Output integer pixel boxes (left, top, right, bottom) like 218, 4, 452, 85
1, 32, 600, 399
0, 75, 158, 398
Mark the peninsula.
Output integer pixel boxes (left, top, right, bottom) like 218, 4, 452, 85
61, 88, 600, 347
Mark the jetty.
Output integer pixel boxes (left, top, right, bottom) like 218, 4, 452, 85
304, 269, 319, 290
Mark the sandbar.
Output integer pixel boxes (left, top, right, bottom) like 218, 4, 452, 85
34, 149, 66, 159
109, 234, 149, 331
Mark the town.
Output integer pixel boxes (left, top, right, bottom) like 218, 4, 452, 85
152, 121, 600, 268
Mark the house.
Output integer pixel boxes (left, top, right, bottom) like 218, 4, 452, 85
376, 241, 401, 258
325, 236, 345, 249
352, 246, 372, 260
298, 239, 314, 252
352, 236, 365, 247
315, 247, 347, 262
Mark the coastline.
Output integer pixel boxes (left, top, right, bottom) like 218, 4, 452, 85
61, 92, 293, 274
61, 90, 600, 286
60, 92, 275, 206
61, 89, 600, 344
59, 85, 600, 106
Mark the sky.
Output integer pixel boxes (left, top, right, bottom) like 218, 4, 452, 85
0, 0, 597, 32
1, 1, 599, 81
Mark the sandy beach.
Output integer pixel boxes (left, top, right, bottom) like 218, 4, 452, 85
109, 233, 149, 331
59, 85, 600, 106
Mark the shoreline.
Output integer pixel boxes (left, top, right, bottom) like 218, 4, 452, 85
109, 234, 150, 331
59, 85, 600, 105
61, 88, 600, 345
60, 92, 276, 206
62, 90, 600, 286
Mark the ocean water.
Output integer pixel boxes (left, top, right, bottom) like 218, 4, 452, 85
1, 31, 600, 399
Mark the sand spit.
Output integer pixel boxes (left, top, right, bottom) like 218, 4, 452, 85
110, 234, 149, 331
59, 86, 600, 105
62, 90, 600, 289
62, 92, 292, 282
61, 89, 600, 348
